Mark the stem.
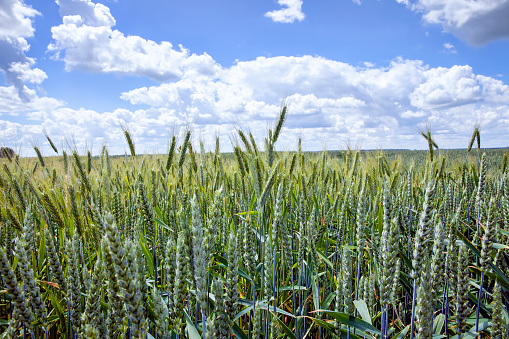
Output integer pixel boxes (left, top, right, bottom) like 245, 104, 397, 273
206, 264, 211, 314
354, 254, 362, 307
273, 246, 277, 313
392, 304, 395, 328
194, 302, 199, 328
202, 310, 206, 339
475, 273, 485, 333
380, 306, 385, 339
475, 207, 480, 268
444, 280, 449, 336
291, 268, 297, 337
410, 279, 417, 339
297, 267, 302, 338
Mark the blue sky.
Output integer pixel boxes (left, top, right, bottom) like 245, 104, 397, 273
1, 0, 509, 155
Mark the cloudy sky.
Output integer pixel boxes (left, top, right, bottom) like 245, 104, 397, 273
1, 0, 509, 156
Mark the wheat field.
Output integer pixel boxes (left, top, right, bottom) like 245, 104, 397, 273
0, 109, 508, 338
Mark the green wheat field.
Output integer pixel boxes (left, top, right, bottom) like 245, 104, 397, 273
1, 108, 508, 338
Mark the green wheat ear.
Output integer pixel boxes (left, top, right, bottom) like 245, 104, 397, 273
122, 124, 136, 157
416, 259, 433, 339
166, 135, 177, 170
0, 247, 35, 331
178, 130, 191, 169
33, 145, 45, 167
14, 237, 48, 329
467, 124, 481, 152
151, 286, 169, 339
492, 281, 508, 337
81, 259, 107, 339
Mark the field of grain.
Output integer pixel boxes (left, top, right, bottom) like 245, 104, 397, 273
0, 109, 508, 338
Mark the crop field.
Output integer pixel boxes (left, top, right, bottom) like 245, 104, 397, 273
0, 109, 508, 339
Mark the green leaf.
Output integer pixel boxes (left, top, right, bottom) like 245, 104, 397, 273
184, 310, 201, 339
353, 300, 372, 325
138, 232, 155, 279
48, 292, 66, 331
277, 285, 308, 292
154, 216, 172, 232
232, 322, 249, 339
213, 253, 253, 283
469, 266, 509, 290
395, 325, 410, 339
237, 299, 295, 318
273, 313, 298, 339
317, 249, 334, 269
310, 317, 335, 330
38, 230, 46, 273
457, 229, 509, 287
317, 310, 381, 335
377, 203, 383, 237
234, 305, 253, 321
493, 243, 509, 250
310, 318, 364, 339
433, 314, 445, 334
499, 229, 509, 238
457, 319, 491, 339
153, 205, 172, 232
321, 291, 335, 310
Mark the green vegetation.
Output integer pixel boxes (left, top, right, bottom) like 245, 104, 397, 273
0, 108, 508, 338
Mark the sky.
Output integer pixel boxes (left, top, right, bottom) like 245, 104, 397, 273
1, 0, 509, 156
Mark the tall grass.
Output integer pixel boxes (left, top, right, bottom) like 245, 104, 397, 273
0, 108, 508, 338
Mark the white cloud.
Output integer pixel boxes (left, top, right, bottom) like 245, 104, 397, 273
404, 0, 509, 45
265, 0, 305, 23
120, 55, 509, 150
410, 65, 483, 109
443, 42, 457, 53
48, 0, 220, 81
2, 53, 509, 155
0, 0, 46, 102
0, 0, 39, 39
8, 61, 47, 84
56, 0, 115, 27
0, 85, 64, 114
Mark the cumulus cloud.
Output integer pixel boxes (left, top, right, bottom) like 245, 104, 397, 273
0, 0, 39, 39
120, 55, 509, 150
0, 86, 63, 114
2, 55, 509, 154
403, 0, 509, 45
0, 0, 46, 101
48, 0, 220, 81
410, 65, 484, 109
265, 0, 305, 23
56, 0, 115, 27
0, 120, 24, 140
